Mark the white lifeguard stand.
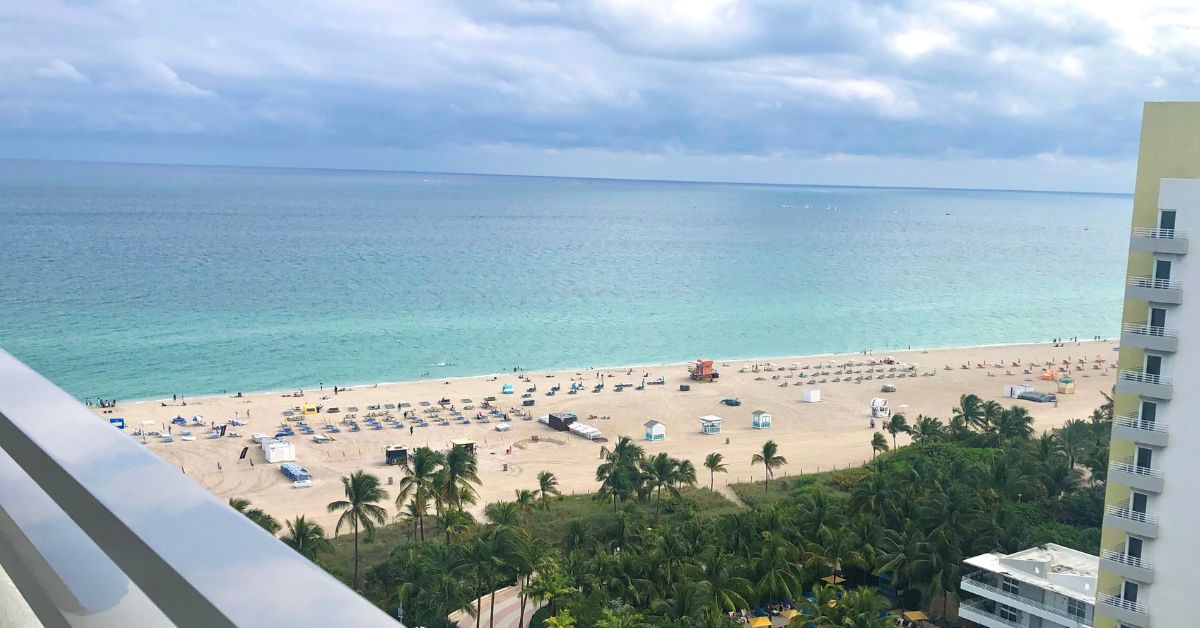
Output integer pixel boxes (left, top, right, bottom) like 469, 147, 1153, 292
644, 420, 666, 441
751, 410, 772, 429
699, 415, 723, 435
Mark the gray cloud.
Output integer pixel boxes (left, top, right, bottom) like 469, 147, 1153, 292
0, 0, 1196, 190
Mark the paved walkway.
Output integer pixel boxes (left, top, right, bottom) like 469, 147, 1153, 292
449, 584, 543, 628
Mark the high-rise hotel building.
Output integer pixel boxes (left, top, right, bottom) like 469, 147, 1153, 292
1095, 102, 1200, 627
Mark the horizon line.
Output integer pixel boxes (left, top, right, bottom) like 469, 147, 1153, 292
0, 156, 1132, 197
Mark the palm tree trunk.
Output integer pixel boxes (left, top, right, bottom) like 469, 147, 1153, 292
418, 513, 425, 542
710, 470, 714, 491
476, 576, 483, 628
352, 520, 360, 591
489, 586, 497, 628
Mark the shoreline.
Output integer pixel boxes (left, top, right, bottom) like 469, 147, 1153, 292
116, 336, 1114, 406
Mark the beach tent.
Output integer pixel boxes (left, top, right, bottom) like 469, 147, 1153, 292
501, 384, 514, 395
644, 420, 666, 441
450, 438, 476, 454
1057, 376, 1076, 394
494, 422, 511, 432
748, 618, 771, 628
751, 410, 772, 429
384, 444, 408, 465
803, 388, 821, 403
870, 398, 890, 418
1003, 383, 1034, 398
570, 423, 604, 441
303, 403, 319, 416
699, 415, 723, 435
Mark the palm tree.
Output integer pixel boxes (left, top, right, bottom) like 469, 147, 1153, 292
653, 579, 713, 622
394, 446, 443, 541
597, 436, 645, 509
537, 470, 560, 510
884, 413, 909, 450
326, 470, 389, 591
642, 452, 683, 511
281, 515, 332, 562
441, 444, 482, 510
514, 489, 538, 517
228, 497, 281, 535
487, 500, 525, 527
870, 431, 888, 458
952, 393, 983, 435
751, 440, 788, 493
437, 508, 477, 543
676, 458, 697, 490
910, 415, 945, 444
703, 452, 727, 491
996, 406, 1034, 441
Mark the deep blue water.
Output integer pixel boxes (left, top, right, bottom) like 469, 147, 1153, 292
0, 160, 1131, 400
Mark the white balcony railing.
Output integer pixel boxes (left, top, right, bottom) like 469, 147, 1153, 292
1117, 369, 1173, 387
1100, 547, 1154, 571
962, 571, 1089, 624
1097, 591, 1149, 616
1121, 322, 1179, 338
1126, 276, 1182, 291
0, 348, 399, 627
1132, 227, 1187, 240
959, 598, 1024, 628
1105, 502, 1159, 526
1114, 414, 1168, 433
1111, 458, 1165, 479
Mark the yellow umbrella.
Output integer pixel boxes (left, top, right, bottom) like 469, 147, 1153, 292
749, 617, 771, 628
781, 609, 799, 619
821, 575, 846, 585
903, 610, 930, 622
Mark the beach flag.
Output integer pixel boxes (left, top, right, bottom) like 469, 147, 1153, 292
239, 446, 249, 460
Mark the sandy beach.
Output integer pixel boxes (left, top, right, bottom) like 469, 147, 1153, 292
96, 340, 1117, 529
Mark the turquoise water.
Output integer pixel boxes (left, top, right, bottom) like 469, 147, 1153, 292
0, 160, 1131, 401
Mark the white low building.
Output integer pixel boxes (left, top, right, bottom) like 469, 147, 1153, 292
261, 438, 296, 463
959, 543, 1097, 628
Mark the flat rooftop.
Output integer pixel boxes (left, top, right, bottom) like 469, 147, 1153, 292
965, 543, 1098, 602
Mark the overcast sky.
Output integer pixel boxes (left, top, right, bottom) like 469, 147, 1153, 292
2, 1, 1198, 192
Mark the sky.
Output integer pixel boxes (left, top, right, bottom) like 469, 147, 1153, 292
2, 1, 1198, 192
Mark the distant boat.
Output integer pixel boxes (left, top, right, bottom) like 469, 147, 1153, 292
436, 361, 453, 367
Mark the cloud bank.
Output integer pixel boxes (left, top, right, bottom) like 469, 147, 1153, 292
2, 0, 1197, 191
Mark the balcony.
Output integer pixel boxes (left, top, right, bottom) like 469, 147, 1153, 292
1112, 414, 1168, 447
958, 598, 1024, 628
960, 572, 1091, 628
1108, 457, 1165, 493
1096, 591, 1149, 628
1120, 322, 1179, 353
1099, 545, 1154, 583
1104, 501, 1159, 538
1125, 275, 1182, 304
0, 349, 398, 627
1130, 226, 1188, 255
1115, 369, 1173, 400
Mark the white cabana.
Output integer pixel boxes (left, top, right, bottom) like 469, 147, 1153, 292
261, 439, 296, 463
751, 410, 772, 429
644, 420, 666, 441
802, 389, 821, 403
699, 415, 724, 435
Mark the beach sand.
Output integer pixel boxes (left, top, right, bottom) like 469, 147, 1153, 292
98, 340, 1117, 529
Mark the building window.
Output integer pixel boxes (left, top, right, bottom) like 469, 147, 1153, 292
1002, 575, 1020, 595
1068, 598, 1087, 620
998, 604, 1020, 622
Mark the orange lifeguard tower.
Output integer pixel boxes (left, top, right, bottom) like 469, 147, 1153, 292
689, 358, 717, 382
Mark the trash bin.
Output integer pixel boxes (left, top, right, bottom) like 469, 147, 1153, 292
680, 384, 691, 392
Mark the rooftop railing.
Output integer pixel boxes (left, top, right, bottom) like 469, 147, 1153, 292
958, 598, 1024, 628
0, 348, 397, 627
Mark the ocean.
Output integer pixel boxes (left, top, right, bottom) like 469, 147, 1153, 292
0, 160, 1131, 401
